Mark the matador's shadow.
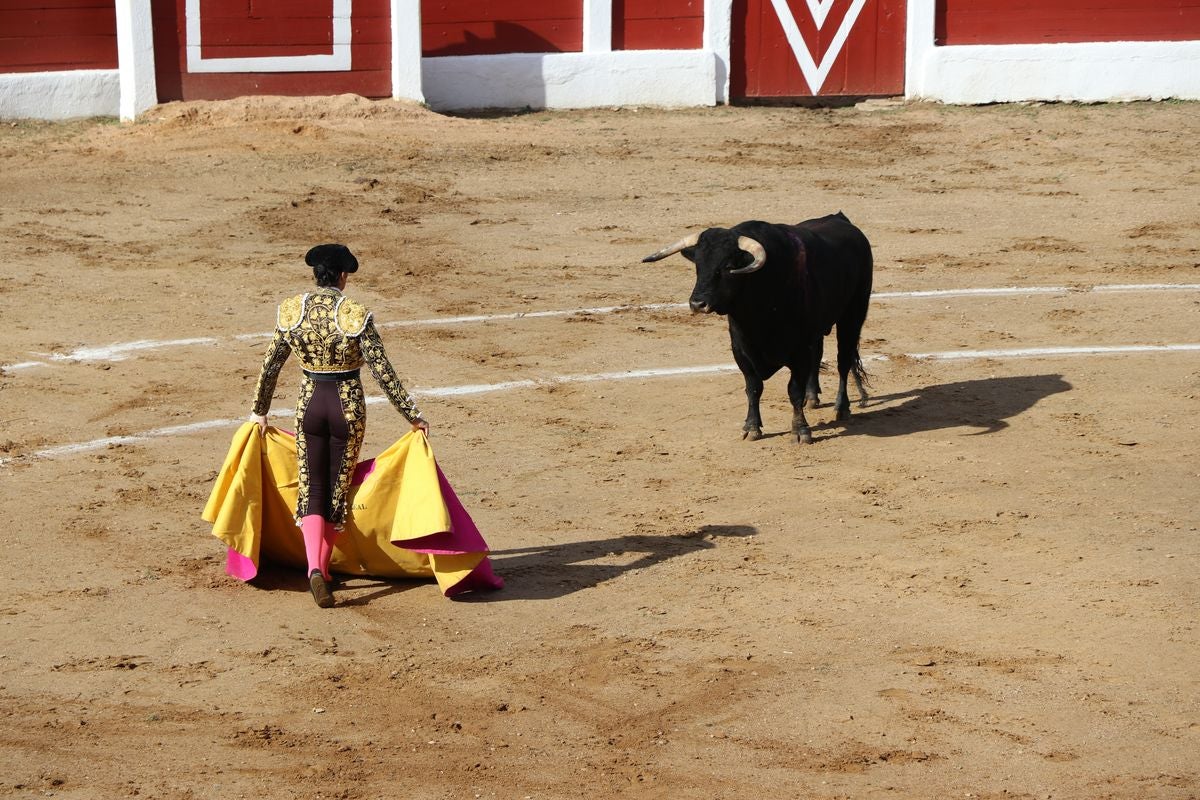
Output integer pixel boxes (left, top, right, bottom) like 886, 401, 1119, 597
460, 523, 758, 602
250, 524, 757, 605
810, 373, 1071, 439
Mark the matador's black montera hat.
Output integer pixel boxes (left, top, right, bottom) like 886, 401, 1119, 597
305, 243, 359, 273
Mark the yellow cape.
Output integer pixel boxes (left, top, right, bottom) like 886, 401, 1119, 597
202, 423, 501, 596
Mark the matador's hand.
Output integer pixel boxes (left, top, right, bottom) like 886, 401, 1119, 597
411, 418, 430, 435
250, 413, 268, 433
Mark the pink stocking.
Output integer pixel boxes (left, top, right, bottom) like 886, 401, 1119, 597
300, 515, 325, 577
320, 522, 339, 581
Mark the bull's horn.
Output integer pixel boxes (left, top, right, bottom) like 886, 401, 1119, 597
641, 232, 700, 263
729, 236, 767, 274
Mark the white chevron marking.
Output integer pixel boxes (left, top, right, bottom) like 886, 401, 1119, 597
770, 0, 868, 94
806, 0, 838, 29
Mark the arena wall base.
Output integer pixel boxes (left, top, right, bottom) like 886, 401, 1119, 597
905, 2, 1200, 104
421, 51, 718, 112
910, 40, 1200, 104
0, 70, 120, 120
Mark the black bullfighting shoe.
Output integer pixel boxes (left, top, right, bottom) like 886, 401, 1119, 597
309, 569, 335, 608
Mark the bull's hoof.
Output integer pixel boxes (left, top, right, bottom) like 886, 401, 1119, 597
795, 428, 813, 444
804, 395, 821, 410
743, 427, 763, 441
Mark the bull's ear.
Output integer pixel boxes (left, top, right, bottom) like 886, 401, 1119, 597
680, 246, 697, 263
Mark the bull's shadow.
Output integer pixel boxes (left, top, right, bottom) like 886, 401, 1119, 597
812, 373, 1071, 439
458, 524, 758, 602
245, 525, 755, 605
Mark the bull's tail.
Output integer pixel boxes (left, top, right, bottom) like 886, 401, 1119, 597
850, 357, 870, 405
842, 252, 872, 406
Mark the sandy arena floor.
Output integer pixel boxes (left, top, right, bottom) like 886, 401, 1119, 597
1, 95, 1198, 799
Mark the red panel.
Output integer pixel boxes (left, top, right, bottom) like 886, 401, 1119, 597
200, 0, 336, 57
1, 7, 116, 37
614, 0, 703, 49
153, 0, 392, 101
733, 0, 906, 98
201, 19, 336, 56
249, 0, 337, 17
350, 16, 391, 44
176, 69, 392, 99
1, 0, 112, 8
421, 0, 582, 55
0, 35, 117, 72
422, 0, 578, 23
0, 3, 117, 72
936, 0, 1200, 45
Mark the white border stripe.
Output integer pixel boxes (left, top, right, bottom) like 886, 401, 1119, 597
27, 418, 240, 460
909, 344, 1200, 361
5, 342, 1198, 465
381, 302, 684, 328
873, 286, 1070, 299
49, 338, 219, 362
5, 283, 1200, 373
185, 0, 352, 74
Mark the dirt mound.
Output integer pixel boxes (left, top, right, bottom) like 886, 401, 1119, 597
143, 93, 461, 129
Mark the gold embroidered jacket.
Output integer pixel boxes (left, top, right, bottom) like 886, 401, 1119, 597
251, 287, 422, 422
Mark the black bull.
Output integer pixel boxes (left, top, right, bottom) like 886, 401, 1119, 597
642, 212, 873, 443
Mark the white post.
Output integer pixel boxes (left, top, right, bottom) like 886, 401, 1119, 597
705, 0, 732, 104
391, 0, 426, 102
115, 0, 157, 120
905, 0, 936, 100
584, 0, 613, 53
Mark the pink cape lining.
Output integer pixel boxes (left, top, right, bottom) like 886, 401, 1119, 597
225, 445, 502, 595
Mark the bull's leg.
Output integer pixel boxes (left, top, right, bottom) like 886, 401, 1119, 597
832, 373, 851, 421
741, 372, 765, 441
787, 371, 814, 444
732, 350, 766, 441
833, 321, 869, 421
804, 337, 823, 409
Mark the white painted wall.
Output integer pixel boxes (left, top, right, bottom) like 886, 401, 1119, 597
422, 50, 718, 111
116, 0, 157, 120
705, 0, 733, 104
0, 70, 120, 120
391, 0, 426, 101
421, 0, 720, 111
905, 0, 1200, 103
583, 0, 614, 53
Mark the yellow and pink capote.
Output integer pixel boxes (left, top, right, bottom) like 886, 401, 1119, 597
203, 423, 502, 596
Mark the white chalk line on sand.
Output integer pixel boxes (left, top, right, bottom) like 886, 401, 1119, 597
907, 343, 1200, 360
5, 283, 1200, 372
6, 342, 1199, 465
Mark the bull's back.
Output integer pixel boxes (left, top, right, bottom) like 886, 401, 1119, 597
793, 213, 871, 283
787, 213, 872, 333
792, 212, 871, 258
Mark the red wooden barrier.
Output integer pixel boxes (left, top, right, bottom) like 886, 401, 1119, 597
937, 0, 1200, 45
421, 0, 583, 56
152, 0, 391, 102
733, 0, 906, 98
0, 1, 117, 73
614, 0, 704, 50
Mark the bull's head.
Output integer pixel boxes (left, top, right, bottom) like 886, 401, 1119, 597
642, 228, 766, 315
